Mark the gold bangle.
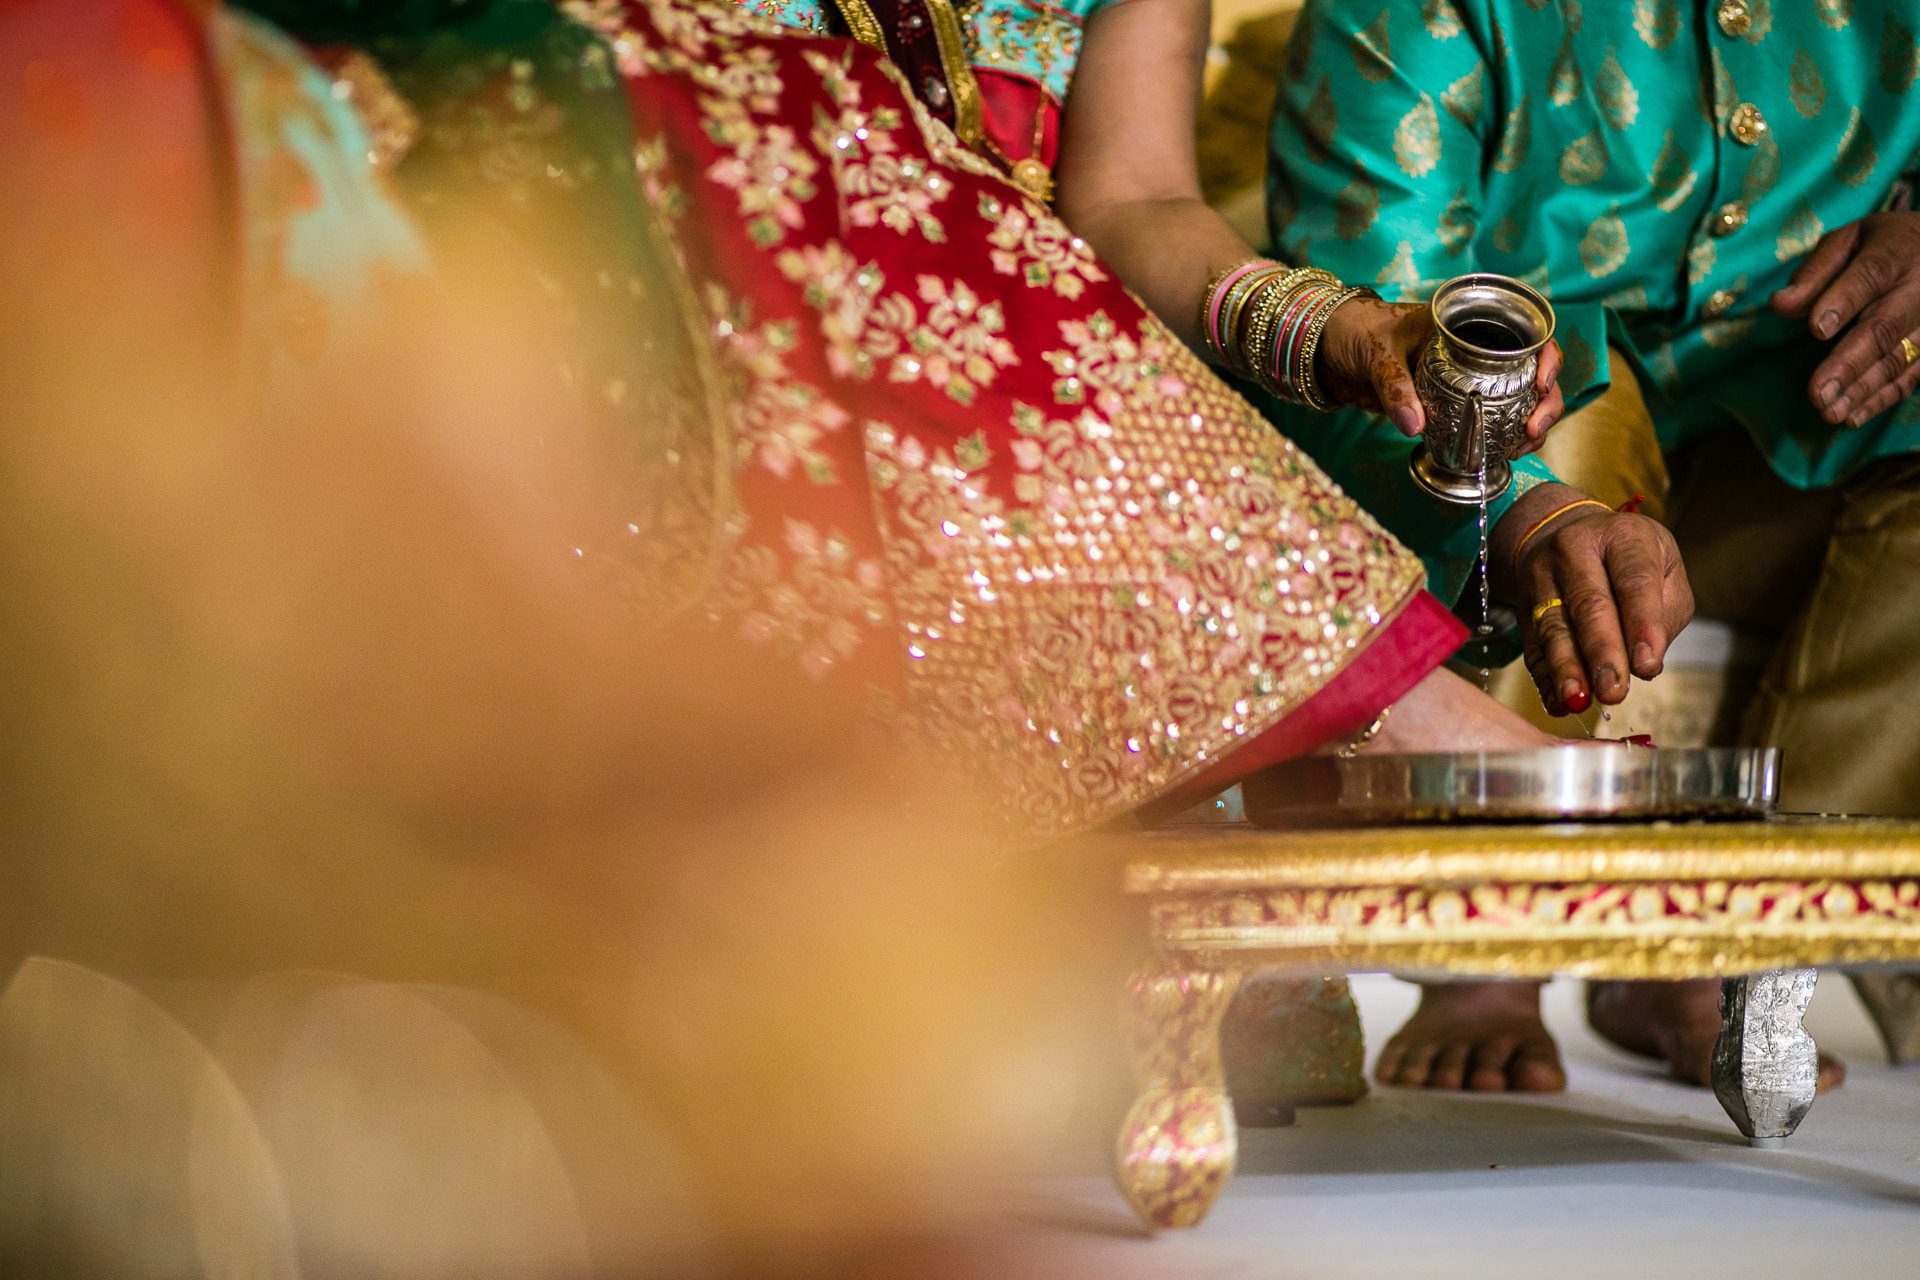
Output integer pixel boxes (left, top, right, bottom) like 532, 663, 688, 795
1337, 707, 1390, 758
1513, 498, 1612, 558
1239, 277, 1289, 388
1247, 271, 1338, 398
1221, 266, 1286, 375
1295, 285, 1367, 411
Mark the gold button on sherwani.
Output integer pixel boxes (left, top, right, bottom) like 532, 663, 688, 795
1729, 102, 1769, 146
1710, 201, 1749, 237
1702, 288, 1740, 319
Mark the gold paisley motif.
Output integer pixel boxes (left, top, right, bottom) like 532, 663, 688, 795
1632, 0, 1679, 49
1493, 94, 1531, 174
1393, 93, 1441, 178
1776, 201, 1824, 263
1565, 0, 1584, 32
1650, 128, 1698, 212
1595, 47, 1639, 129
1521, 0, 1549, 10
1815, 0, 1853, 31
1437, 185, 1475, 256
1303, 75, 1339, 164
1492, 209, 1525, 254
1559, 130, 1608, 185
1836, 108, 1879, 187
1549, 30, 1582, 106
1687, 238, 1716, 285
1603, 283, 1650, 312
1740, 133, 1780, 204
1517, 263, 1553, 298
1882, 14, 1918, 93
1789, 46, 1826, 117
1579, 208, 1629, 278
1740, 0, 1772, 41
1355, 10, 1393, 83
1377, 240, 1422, 299
1335, 175, 1381, 241
1441, 63, 1486, 129
1710, 47, 1735, 134
1423, 0, 1464, 40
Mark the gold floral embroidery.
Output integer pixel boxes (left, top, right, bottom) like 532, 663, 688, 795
977, 192, 1107, 299
586, 0, 1425, 834
805, 48, 951, 242
702, 93, 820, 246
708, 283, 851, 480
714, 521, 891, 679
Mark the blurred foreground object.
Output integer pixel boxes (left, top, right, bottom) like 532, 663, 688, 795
0, 1, 1118, 1274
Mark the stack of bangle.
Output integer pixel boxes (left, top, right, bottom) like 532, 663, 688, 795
1201, 258, 1377, 411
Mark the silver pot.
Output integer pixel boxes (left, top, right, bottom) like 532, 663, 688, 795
1408, 273, 1556, 505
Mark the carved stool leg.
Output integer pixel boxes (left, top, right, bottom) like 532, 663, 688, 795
1712, 969, 1819, 1148
1113, 959, 1243, 1230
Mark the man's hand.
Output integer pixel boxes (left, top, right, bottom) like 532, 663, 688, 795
1318, 296, 1566, 448
1772, 210, 1920, 429
1490, 484, 1694, 715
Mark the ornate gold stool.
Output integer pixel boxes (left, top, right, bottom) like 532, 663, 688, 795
1105, 818, 1920, 1229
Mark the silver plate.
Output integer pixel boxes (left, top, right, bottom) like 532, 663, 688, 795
1243, 746, 1780, 826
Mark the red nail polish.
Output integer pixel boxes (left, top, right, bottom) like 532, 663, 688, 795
1563, 686, 1591, 713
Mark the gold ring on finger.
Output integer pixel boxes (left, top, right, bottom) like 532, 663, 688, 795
1902, 336, 1919, 367
1531, 596, 1566, 626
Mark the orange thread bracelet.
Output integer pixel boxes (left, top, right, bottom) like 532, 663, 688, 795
1513, 498, 1611, 558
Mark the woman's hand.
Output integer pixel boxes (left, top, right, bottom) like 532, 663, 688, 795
1317, 296, 1565, 450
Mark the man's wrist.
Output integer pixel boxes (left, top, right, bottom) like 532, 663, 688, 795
1488, 482, 1590, 598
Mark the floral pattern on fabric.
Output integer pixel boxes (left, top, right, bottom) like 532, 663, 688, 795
568, 0, 1426, 835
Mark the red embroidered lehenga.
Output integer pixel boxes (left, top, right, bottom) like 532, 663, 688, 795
557, 0, 1463, 834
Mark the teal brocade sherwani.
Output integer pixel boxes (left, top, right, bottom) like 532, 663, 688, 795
1262, 0, 1920, 604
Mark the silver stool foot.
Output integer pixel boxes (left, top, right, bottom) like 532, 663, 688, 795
1712, 969, 1818, 1144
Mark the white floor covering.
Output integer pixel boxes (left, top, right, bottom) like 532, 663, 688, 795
1022, 974, 1920, 1279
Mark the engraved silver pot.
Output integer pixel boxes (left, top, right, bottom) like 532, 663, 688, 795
1408, 273, 1556, 505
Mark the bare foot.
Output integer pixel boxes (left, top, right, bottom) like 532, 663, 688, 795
1587, 979, 1845, 1092
1374, 981, 1566, 1092
1364, 668, 1561, 756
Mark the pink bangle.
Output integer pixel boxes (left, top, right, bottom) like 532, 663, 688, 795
1205, 261, 1270, 360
